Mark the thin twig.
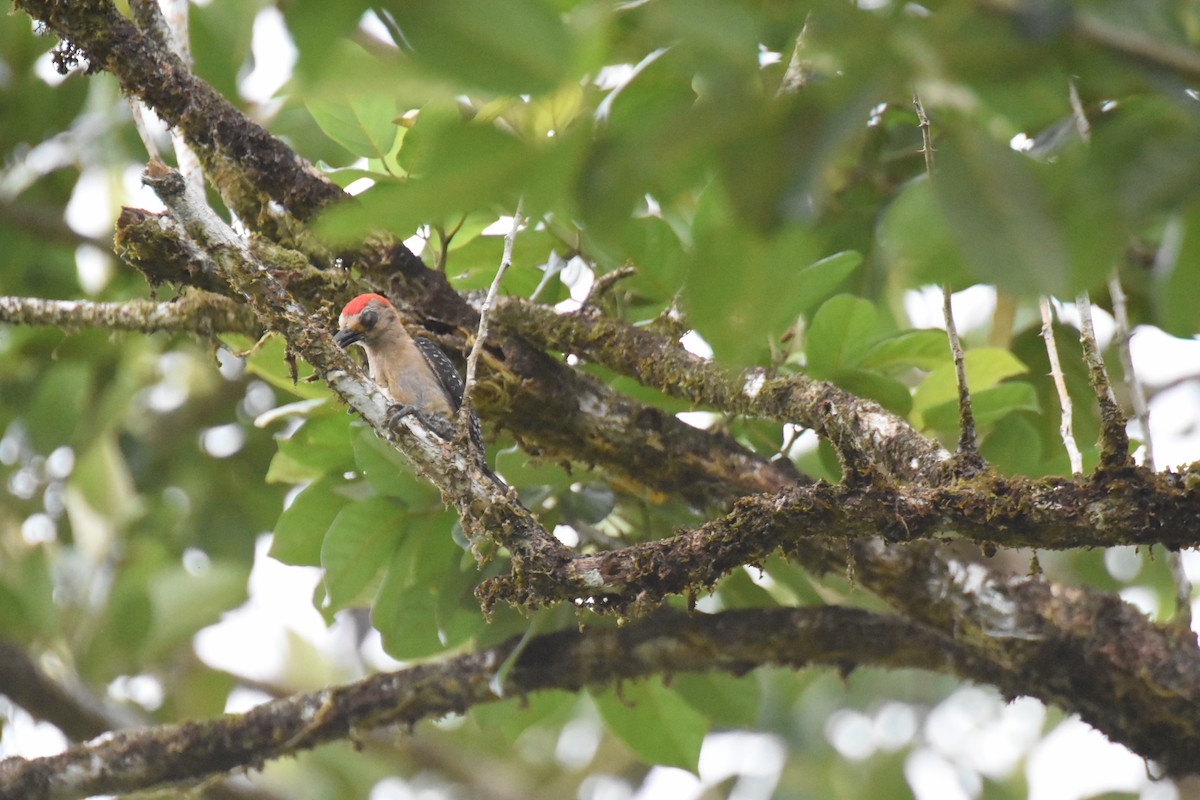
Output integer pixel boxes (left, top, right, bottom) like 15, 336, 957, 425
912, 91, 935, 176
914, 90, 976, 455
461, 200, 524, 435
1108, 271, 1192, 624
579, 264, 637, 311
1076, 292, 1131, 470
1040, 298, 1083, 475
943, 286, 977, 455
1067, 78, 1091, 144
777, 14, 813, 96
129, 0, 203, 194
1107, 275, 1152, 469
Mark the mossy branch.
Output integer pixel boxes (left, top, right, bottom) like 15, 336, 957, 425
0, 292, 259, 336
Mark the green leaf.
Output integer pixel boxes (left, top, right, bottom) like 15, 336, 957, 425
266, 450, 324, 485
980, 413, 1044, 476
592, 678, 708, 770
318, 111, 581, 242
270, 476, 350, 567
306, 93, 400, 161
923, 382, 1039, 431
237, 334, 328, 400
388, 509, 461, 587
716, 568, 779, 609
0, 582, 35, 642
287, 1, 373, 84
25, 361, 91, 451
370, 507, 470, 658
276, 413, 356, 476
373, 580, 444, 659
878, 176, 973, 290
70, 433, 142, 525
672, 673, 761, 729
860, 330, 952, 372
805, 295, 880, 378
684, 193, 819, 363
934, 125, 1068, 296
321, 498, 407, 612
794, 251, 862, 311
471, 690, 576, 738
143, 561, 249, 661
382, 0, 572, 95
352, 426, 438, 505
912, 348, 1028, 426
372, 541, 466, 660
1154, 206, 1200, 337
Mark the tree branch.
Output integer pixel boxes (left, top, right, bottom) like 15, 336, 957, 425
479, 463, 1200, 611
975, 0, 1200, 83
1039, 298, 1083, 474
1077, 292, 1132, 470
0, 639, 134, 743
0, 640, 283, 800
7, 601, 1200, 799
14, 0, 343, 227
493, 298, 948, 483
845, 537, 1200, 775
0, 293, 259, 336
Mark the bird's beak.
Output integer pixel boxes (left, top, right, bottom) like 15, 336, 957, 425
333, 327, 362, 348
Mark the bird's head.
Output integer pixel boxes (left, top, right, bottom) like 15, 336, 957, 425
333, 293, 399, 349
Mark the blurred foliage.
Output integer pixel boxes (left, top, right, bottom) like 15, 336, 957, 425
2, 0, 1200, 798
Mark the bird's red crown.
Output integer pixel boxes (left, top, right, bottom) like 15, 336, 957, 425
340, 293, 392, 319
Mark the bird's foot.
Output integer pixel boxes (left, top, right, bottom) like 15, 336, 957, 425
384, 403, 414, 432
385, 403, 456, 440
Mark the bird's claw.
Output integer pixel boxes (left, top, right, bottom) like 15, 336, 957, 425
384, 403, 414, 432
385, 403, 456, 440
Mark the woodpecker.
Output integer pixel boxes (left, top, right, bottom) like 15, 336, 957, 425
333, 293, 486, 459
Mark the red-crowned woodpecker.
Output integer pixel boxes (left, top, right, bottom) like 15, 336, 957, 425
334, 293, 484, 457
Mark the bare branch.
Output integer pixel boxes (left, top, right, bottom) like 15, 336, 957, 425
942, 284, 978, 456
461, 199, 523, 446
912, 91, 935, 176
1039, 297, 1083, 474
913, 91, 977, 458
777, 15, 813, 95
1067, 78, 1091, 144
1107, 275, 1153, 469
1076, 292, 1132, 470
845, 535, 1200, 776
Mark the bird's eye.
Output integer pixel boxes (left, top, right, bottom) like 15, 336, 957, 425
360, 310, 377, 330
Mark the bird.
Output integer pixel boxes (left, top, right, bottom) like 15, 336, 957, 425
333, 293, 486, 461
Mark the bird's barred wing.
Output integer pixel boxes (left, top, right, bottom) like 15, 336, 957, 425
413, 336, 465, 411
412, 336, 487, 458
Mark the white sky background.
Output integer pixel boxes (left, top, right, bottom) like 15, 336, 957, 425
3, 7, 1200, 800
